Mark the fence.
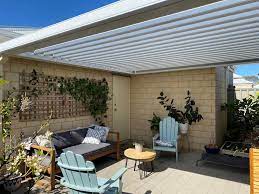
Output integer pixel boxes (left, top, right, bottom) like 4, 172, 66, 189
235, 88, 259, 100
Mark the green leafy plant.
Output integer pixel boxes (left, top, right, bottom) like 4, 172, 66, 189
58, 77, 110, 126
157, 91, 183, 122
157, 90, 203, 124
182, 90, 203, 124
0, 80, 51, 191
24, 70, 110, 126
148, 113, 161, 132
225, 95, 259, 140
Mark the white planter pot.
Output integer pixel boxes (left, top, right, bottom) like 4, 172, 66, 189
179, 123, 189, 134
134, 143, 143, 152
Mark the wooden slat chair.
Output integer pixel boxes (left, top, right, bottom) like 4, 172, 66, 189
250, 148, 259, 194
153, 117, 180, 162
57, 151, 127, 194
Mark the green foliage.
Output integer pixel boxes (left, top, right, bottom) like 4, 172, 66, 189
25, 70, 110, 126
59, 77, 110, 126
183, 90, 203, 125
148, 113, 161, 131
0, 79, 51, 185
157, 90, 203, 125
0, 93, 17, 141
226, 95, 259, 133
157, 91, 183, 122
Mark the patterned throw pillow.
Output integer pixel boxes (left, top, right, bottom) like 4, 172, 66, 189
94, 125, 109, 142
82, 128, 103, 144
89, 125, 110, 142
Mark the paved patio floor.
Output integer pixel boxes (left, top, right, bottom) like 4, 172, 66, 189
34, 152, 249, 194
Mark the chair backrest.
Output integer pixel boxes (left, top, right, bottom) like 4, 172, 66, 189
159, 117, 179, 143
250, 148, 259, 194
57, 151, 99, 192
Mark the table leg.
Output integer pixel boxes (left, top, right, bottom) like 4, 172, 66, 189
139, 161, 142, 179
125, 158, 128, 167
151, 161, 154, 172
134, 160, 137, 171
143, 162, 146, 177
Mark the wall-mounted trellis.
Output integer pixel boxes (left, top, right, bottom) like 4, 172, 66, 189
19, 71, 88, 121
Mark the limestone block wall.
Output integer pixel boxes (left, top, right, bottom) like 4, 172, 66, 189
2, 57, 113, 136
130, 68, 218, 150
2, 57, 230, 150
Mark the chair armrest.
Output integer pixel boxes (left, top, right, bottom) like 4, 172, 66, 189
31, 144, 54, 153
153, 133, 159, 141
107, 130, 120, 160
110, 167, 127, 181
99, 168, 127, 192
107, 130, 120, 142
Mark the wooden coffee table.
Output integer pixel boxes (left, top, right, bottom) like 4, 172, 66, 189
124, 148, 156, 179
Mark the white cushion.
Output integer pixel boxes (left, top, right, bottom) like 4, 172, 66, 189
35, 135, 52, 147
82, 128, 102, 144
155, 140, 174, 147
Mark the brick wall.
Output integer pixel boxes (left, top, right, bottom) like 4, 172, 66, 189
2, 57, 113, 136
130, 68, 218, 150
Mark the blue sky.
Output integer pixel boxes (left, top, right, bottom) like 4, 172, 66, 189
236, 64, 259, 76
0, 1, 258, 76
0, 0, 118, 27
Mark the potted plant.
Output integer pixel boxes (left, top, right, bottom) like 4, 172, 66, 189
148, 113, 161, 135
0, 80, 51, 192
157, 90, 203, 134
204, 139, 220, 154
179, 91, 203, 134
225, 95, 259, 141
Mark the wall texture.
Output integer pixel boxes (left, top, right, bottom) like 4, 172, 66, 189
130, 68, 221, 150
2, 57, 230, 150
2, 57, 113, 136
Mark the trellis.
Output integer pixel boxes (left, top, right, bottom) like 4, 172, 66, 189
19, 72, 88, 121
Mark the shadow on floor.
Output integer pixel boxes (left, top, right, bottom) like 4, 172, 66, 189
152, 151, 249, 185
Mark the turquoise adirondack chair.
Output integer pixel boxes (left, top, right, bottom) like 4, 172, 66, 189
153, 117, 180, 162
57, 151, 127, 194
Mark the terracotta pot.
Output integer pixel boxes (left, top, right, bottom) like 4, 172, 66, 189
179, 123, 189, 134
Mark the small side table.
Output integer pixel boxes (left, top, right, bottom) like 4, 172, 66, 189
124, 148, 156, 179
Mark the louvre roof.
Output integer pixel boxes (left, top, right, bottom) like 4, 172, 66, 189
0, 0, 258, 74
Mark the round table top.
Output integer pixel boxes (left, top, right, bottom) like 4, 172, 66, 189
124, 148, 156, 161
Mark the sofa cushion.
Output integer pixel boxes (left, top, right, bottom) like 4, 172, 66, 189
70, 127, 89, 145
82, 128, 103, 144
62, 142, 111, 157
91, 125, 110, 142
51, 131, 76, 150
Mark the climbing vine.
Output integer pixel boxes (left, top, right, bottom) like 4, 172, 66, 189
21, 70, 110, 125
58, 77, 110, 125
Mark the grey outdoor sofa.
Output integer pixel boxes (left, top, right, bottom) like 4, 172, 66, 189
30, 126, 120, 190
